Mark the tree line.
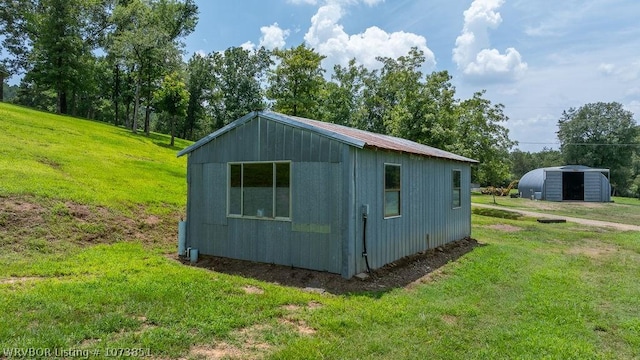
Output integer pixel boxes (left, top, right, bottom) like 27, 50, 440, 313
2, 0, 638, 195
511, 102, 639, 197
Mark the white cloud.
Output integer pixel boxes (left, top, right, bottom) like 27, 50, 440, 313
594, 60, 640, 82
290, 0, 383, 5
259, 23, 290, 50
361, 0, 383, 5
453, 0, 527, 82
598, 63, 615, 75
240, 41, 255, 51
287, 0, 318, 5
303, 2, 435, 71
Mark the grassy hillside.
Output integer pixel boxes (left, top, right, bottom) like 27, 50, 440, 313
1, 103, 639, 359
0, 103, 190, 211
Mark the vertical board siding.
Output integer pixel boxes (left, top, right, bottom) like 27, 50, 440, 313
545, 171, 562, 201
186, 115, 472, 278
584, 172, 603, 202
352, 149, 471, 275
187, 116, 345, 274
601, 175, 611, 202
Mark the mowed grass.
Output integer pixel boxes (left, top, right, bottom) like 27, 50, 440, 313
1, 103, 639, 359
472, 193, 640, 226
0, 103, 190, 212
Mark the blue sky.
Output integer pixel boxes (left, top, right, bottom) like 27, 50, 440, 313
185, 0, 640, 152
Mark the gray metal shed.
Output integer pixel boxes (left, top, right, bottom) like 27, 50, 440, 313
178, 111, 478, 278
518, 165, 611, 202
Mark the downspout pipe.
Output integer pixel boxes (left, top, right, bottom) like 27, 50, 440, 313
362, 205, 371, 273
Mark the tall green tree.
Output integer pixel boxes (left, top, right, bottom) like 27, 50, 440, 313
375, 47, 426, 139
0, 0, 36, 75
266, 43, 326, 118
2, 0, 109, 114
210, 46, 272, 130
183, 53, 214, 140
557, 102, 638, 194
338, 49, 457, 148
453, 91, 516, 185
510, 147, 563, 180
108, 0, 197, 134
321, 59, 371, 127
154, 71, 188, 146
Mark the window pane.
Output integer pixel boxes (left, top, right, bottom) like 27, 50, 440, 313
384, 164, 401, 217
275, 163, 290, 218
452, 189, 461, 208
243, 163, 273, 217
385, 165, 401, 190
385, 191, 400, 217
229, 164, 241, 215
452, 170, 461, 208
453, 170, 461, 188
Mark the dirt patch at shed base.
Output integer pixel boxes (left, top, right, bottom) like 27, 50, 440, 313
178, 237, 481, 295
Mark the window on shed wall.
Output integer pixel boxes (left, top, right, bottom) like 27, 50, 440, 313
452, 169, 461, 208
228, 162, 291, 220
384, 164, 401, 217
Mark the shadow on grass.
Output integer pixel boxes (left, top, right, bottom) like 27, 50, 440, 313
153, 140, 184, 151
472, 207, 523, 220
177, 237, 483, 297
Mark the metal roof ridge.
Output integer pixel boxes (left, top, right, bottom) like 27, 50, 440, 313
177, 110, 478, 163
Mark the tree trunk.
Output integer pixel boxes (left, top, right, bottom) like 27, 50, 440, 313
125, 102, 130, 128
144, 105, 151, 136
132, 80, 140, 133
59, 90, 67, 114
170, 114, 175, 146
114, 64, 120, 126
144, 66, 152, 136
71, 89, 77, 117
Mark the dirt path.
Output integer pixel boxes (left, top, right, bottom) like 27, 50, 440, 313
473, 203, 640, 231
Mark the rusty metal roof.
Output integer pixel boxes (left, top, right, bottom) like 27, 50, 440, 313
179, 111, 478, 163
282, 113, 477, 163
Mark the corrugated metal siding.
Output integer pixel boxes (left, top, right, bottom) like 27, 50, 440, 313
185, 114, 472, 278
544, 171, 562, 201
584, 172, 611, 202
352, 149, 471, 275
584, 172, 602, 202
518, 168, 544, 199
601, 176, 611, 202
186, 116, 346, 274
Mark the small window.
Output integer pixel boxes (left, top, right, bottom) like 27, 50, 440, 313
228, 162, 291, 220
452, 170, 461, 208
229, 164, 242, 215
384, 164, 401, 217
275, 163, 290, 218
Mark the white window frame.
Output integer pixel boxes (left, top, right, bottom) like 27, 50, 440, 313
227, 161, 292, 221
384, 163, 402, 219
452, 169, 462, 209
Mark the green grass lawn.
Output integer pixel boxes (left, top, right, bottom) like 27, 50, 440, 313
472, 193, 640, 226
0, 103, 190, 213
1, 103, 639, 359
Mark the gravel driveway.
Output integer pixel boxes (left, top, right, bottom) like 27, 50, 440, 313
473, 203, 640, 231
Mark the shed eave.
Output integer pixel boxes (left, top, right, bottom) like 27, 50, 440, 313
362, 144, 478, 163
177, 111, 259, 157
177, 110, 366, 157
177, 110, 478, 164
259, 111, 366, 149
